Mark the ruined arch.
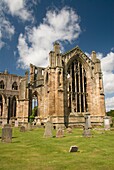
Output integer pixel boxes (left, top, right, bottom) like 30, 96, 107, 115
64, 52, 93, 121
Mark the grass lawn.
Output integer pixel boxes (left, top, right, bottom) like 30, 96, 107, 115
0, 127, 114, 170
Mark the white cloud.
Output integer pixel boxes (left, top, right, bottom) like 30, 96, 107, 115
17, 7, 81, 68
0, 1, 15, 49
105, 97, 114, 111
101, 52, 114, 72
0, 0, 38, 49
96, 52, 114, 93
111, 47, 114, 51
99, 52, 114, 94
97, 52, 114, 111
4, 0, 34, 21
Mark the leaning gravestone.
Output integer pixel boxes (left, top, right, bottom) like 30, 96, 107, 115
44, 121, 53, 138
1, 124, 12, 143
83, 113, 92, 137
56, 128, 64, 138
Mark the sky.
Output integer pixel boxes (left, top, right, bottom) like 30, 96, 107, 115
0, 0, 114, 111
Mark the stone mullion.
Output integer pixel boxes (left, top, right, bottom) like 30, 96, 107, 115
82, 68, 86, 112
78, 62, 81, 113
75, 62, 77, 112
12, 99, 15, 117
67, 81, 69, 108
84, 72, 87, 112
70, 64, 73, 112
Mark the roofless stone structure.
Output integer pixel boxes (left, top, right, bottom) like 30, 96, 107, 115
0, 43, 106, 127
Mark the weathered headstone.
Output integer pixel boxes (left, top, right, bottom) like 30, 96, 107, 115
1, 124, 12, 143
69, 146, 78, 152
44, 121, 53, 138
20, 126, 26, 132
84, 113, 91, 129
27, 123, 32, 131
56, 128, 64, 138
66, 127, 72, 133
15, 120, 18, 127
83, 113, 92, 137
104, 116, 110, 130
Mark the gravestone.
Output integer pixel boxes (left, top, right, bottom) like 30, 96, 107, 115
15, 120, 18, 127
27, 123, 32, 131
84, 113, 91, 129
83, 113, 92, 137
20, 126, 26, 132
69, 146, 78, 152
66, 127, 72, 133
44, 121, 53, 138
104, 116, 110, 130
1, 124, 12, 143
56, 128, 64, 138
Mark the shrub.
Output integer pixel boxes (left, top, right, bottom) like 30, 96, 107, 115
106, 110, 114, 117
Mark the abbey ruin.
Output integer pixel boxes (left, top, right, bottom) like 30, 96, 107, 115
0, 43, 106, 127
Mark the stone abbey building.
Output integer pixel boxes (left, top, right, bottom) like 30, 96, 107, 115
0, 43, 106, 127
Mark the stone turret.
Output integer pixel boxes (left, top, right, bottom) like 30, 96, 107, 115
49, 42, 62, 67
91, 51, 96, 62
54, 42, 60, 54
91, 51, 101, 73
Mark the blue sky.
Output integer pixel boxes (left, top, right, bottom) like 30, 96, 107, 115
0, 0, 114, 111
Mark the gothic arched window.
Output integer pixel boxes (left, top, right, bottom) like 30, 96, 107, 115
0, 80, 5, 89
11, 96, 16, 117
67, 59, 87, 113
32, 92, 38, 117
12, 82, 18, 90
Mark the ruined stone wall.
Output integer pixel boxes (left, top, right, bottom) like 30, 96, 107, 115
0, 43, 106, 126
0, 71, 24, 124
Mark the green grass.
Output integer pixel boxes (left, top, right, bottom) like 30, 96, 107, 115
0, 127, 114, 170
